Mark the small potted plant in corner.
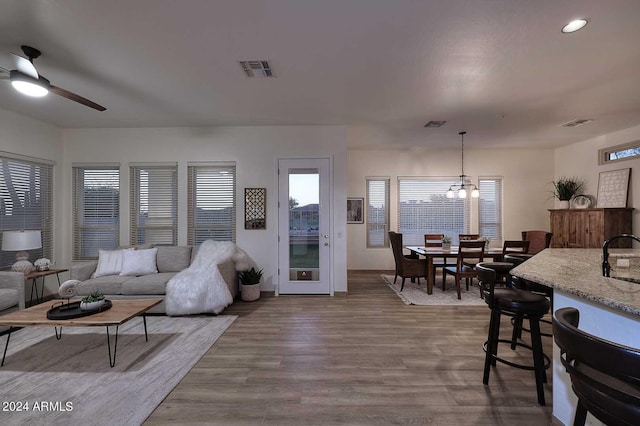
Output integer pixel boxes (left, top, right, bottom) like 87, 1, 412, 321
441, 236, 452, 251
552, 177, 586, 209
80, 290, 106, 310
239, 267, 263, 302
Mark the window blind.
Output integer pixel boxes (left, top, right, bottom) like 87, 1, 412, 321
478, 178, 503, 245
130, 164, 178, 246
0, 156, 53, 268
366, 178, 390, 248
397, 178, 470, 245
73, 166, 120, 259
187, 163, 236, 245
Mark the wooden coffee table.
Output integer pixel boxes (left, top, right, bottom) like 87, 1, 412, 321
0, 298, 162, 367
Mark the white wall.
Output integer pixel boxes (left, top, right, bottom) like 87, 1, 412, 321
554, 124, 640, 238
346, 143, 554, 270
61, 126, 348, 292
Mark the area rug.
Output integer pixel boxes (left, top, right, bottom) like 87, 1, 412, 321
0, 315, 236, 426
381, 274, 485, 306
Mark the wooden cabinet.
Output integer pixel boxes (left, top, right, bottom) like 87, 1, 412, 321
549, 208, 633, 248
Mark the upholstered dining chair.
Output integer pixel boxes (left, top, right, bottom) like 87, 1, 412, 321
553, 307, 640, 426
389, 231, 427, 291
521, 230, 552, 254
442, 240, 485, 299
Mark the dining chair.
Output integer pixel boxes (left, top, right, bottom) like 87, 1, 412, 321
503, 240, 530, 255
521, 230, 552, 254
459, 234, 480, 241
424, 234, 455, 270
388, 231, 427, 291
442, 240, 485, 299
553, 307, 640, 425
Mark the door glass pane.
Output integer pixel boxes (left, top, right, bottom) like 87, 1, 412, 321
289, 169, 319, 281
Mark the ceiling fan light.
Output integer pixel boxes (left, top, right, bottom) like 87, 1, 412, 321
11, 80, 48, 97
562, 19, 588, 33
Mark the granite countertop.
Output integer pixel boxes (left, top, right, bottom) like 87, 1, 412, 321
511, 248, 640, 316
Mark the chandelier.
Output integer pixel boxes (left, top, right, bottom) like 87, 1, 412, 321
446, 131, 479, 199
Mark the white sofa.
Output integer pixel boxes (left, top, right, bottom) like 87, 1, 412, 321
70, 245, 237, 314
0, 271, 25, 332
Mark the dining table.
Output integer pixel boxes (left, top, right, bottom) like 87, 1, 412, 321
405, 245, 505, 294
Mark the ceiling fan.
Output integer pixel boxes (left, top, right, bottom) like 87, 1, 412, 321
0, 45, 106, 111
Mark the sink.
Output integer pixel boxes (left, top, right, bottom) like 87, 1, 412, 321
608, 254, 640, 283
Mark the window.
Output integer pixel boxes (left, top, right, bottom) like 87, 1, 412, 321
397, 178, 470, 246
599, 140, 640, 164
0, 153, 53, 269
366, 177, 390, 248
478, 178, 503, 245
187, 163, 236, 245
73, 165, 120, 259
130, 163, 178, 246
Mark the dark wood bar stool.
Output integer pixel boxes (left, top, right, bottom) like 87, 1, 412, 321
476, 263, 551, 405
505, 253, 553, 338
554, 307, 640, 426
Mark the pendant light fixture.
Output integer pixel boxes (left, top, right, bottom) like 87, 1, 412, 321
446, 131, 480, 199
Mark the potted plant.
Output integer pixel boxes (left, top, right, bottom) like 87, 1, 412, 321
80, 290, 106, 310
552, 177, 586, 208
239, 267, 263, 302
441, 236, 452, 251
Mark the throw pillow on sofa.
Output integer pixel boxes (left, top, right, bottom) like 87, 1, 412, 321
94, 248, 135, 277
120, 247, 159, 276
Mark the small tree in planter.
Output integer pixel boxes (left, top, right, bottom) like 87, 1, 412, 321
551, 177, 585, 208
239, 267, 263, 302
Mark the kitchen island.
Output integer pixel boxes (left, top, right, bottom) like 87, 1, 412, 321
511, 248, 640, 426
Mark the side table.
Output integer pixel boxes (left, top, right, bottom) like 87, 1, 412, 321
25, 268, 69, 306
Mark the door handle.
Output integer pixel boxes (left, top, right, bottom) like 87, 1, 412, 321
323, 234, 329, 238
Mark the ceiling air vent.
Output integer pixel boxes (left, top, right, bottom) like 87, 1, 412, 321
561, 119, 593, 128
239, 60, 274, 78
424, 120, 447, 128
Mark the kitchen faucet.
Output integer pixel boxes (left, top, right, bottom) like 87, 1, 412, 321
602, 234, 640, 277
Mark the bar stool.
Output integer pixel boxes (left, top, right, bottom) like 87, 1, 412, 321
554, 307, 640, 426
473, 261, 513, 298
476, 263, 551, 405
505, 254, 553, 338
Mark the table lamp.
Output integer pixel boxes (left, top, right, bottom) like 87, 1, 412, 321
2, 230, 42, 274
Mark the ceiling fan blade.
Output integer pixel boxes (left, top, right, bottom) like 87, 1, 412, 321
49, 85, 106, 111
11, 53, 38, 79
0, 76, 9, 80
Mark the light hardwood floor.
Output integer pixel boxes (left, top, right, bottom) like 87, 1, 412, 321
146, 271, 554, 425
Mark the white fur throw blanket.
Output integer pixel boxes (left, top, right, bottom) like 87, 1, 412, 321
165, 240, 253, 316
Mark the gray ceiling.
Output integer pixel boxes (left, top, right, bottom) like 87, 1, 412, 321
1, 0, 640, 149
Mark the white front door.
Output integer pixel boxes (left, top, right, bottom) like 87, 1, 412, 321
277, 158, 332, 294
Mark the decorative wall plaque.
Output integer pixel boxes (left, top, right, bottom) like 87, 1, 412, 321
244, 188, 266, 229
596, 168, 631, 208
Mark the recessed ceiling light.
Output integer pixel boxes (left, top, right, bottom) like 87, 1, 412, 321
562, 19, 588, 34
